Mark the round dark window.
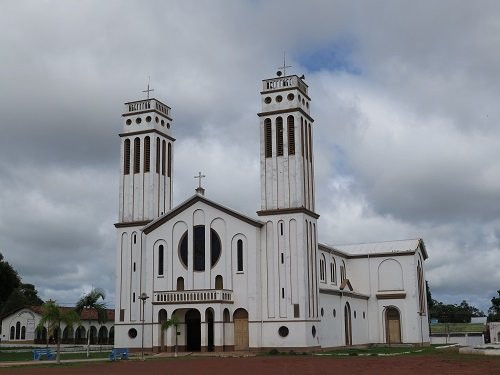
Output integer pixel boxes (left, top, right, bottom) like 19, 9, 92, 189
276, 95, 283, 103
135, 117, 142, 124
179, 227, 222, 270
126, 119, 132, 125
287, 93, 294, 101
306, 102, 309, 109
146, 116, 152, 123
321, 308, 324, 317
128, 328, 137, 339
333, 308, 336, 318
167, 123, 171, 129
264, 97, 272, 104
155, 116, 159, 123
278, 326, 289, 337
161, 119, 165, 126
302, 99, 305, 105
312, 325, 316, 338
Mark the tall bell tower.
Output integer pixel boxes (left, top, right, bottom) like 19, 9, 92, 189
118, 96, 174, 223
257, 71, 320, 347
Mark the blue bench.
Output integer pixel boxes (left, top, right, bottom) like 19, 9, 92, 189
33, 348, 55, 360
109, 348, 129, 361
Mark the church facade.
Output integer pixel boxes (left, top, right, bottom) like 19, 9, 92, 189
113, 73, 430, 351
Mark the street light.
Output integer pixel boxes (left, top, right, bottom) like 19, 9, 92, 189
138, 292, 149, 361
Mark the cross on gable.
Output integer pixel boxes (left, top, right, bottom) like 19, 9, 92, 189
194, 171, 206, 189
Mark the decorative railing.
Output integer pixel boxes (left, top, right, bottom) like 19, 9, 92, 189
262, 76, 308, 95
124, 99, 171, 117
153, 289, 233, 304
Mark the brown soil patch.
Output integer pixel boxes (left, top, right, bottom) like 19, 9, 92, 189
1, 354, 499, 375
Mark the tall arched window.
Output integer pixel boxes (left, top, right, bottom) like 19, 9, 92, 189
276, 117, 283, 156
215, 275, 223, 290
15, 321, 20, 340
10, 326, 14, 340
340, 260, 346, 283
156, 138, 160, 173
144, 136, 150, 172
237, 239, 243, 272
330, 258, 337, 284
167, 143, 172, 177
21, 326, 26, 340
158, 245, 164, 276
417, 259, 426, 314
133, 137, 140, 174
176, 277, 184, 291
308, 123, 313, 160
301, 117, 305, 157
287, 115, 295, 155
161, 140, 166, 176
264, 118, 272, 158
304, 121, 309, 161
124, 139, 131, 175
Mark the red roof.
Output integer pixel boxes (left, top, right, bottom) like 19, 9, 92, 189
25, 305, 114, 321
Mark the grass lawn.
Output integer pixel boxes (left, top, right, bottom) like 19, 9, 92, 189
0, 350, 110, 362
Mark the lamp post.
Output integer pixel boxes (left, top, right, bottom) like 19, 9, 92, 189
138, 292, 149, 361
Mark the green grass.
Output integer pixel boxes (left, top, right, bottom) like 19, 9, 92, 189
0, 350, 110, 362
430, 323, 485, 333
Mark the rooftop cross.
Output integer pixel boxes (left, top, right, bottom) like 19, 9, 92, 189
142, 76, 154, 99
277, 51, 292, 77
194, 171, 206, 189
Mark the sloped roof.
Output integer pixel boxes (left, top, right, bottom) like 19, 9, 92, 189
320, 238, 428, 260
143, 193, 264, 234
1, 305, 114, 321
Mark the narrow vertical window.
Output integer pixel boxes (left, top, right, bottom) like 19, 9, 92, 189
15, 321, 20, 340
276, 117, 283, 156
287, 115, 295, 155
304, 121, 309, 161
158, 245, 164, 276
301, 118, 305, 157
264, 118, 272, 158
167, 143, 172, 177
161, 140, 166, 176
237, 239, 243, 272
124, 139, 130, 175
144, 136, 150, 172
133, 137, 140, 174
308, 123, 313, 161
133, 292, 136, 303
156, 138, 160, 173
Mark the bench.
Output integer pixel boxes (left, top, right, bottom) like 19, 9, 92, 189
33, 348, 55, 361
109, 348, 129, 361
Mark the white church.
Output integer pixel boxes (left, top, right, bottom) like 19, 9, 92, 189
113, 72, 430, 352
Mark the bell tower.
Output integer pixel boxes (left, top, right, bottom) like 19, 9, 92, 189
257, 71, 320, 345
118, 96, 175, 223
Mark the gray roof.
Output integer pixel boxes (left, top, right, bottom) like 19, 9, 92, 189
320, 238, 428, 259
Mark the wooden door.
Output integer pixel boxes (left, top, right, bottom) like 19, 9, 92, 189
386, 307, 401, 343
233, 309, 249, 350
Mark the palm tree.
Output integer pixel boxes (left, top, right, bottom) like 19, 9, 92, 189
37, 301, 80, 364
161, 314, 180, 356
75, 288, 107, 358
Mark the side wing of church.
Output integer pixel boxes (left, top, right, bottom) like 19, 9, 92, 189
113, 73, 430, 351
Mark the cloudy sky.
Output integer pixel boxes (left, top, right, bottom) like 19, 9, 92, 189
0, 0, 499, 313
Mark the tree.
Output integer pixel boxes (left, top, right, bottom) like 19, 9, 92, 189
488, 290, 500, 322
0, 283, 44, 316
161, 314, 180, 356
75, 288, 107, 358
426, 281, 434, 310
37, 301, 80, 364
0, 252, 20, 312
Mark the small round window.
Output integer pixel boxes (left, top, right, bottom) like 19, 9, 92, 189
302, 99, 305, 105
155, 116, 159, 123
135, 117, 142, 124
126, 119, 132, 125
128, 328, 137, 339
306, 102, 309, 109
167, 123, 171, 129
278, 326, 289, 337
287, 93, 294, 101
146, 116, 152, 123
276, 95, 283, 103
264, 97, 272, 104
161, 120, 165, 126
312, 325, 316, 338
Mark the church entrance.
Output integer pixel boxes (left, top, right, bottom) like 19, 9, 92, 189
206, 308, 214, 351
386, 307, 401, 344
233, 308, 249, 350
344, 302, 352, 346
185, 309, 201, 351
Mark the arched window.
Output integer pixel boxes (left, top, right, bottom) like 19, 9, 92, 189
304, 121, 309, 161
133, 137, 140, 174
167, 143, 172, 177
124, 139, 130, 175
320, 255, 326, 282
158, 245, 164, 276
301, 117, 305, 157
15, 321, 20, 340
215, 275, 223, 290
340, 260, 346, 283
330, 258, 337, 284
287, 115, 295, 155
176, 277, 184, 291
417, 259, 426, 314
237, 239, 243, 272
264, 118, 272, 158
21, 326, 26, 340
156, 138, 160, 173
144, 136, 150, 172
193, 225, 205, 271
308, 123, 313, 160
276, 117, 283, 156
161, 140, 166, 176
10, 326, 14, 340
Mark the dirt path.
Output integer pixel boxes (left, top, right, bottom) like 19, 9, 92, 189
1, 355, 499, 375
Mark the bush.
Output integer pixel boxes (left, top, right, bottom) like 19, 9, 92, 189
269, 349, 279, 355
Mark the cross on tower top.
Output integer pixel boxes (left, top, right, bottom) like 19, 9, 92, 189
277, 51, 292, 77
142, 76, 154, 99
194, 171, 206, 196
